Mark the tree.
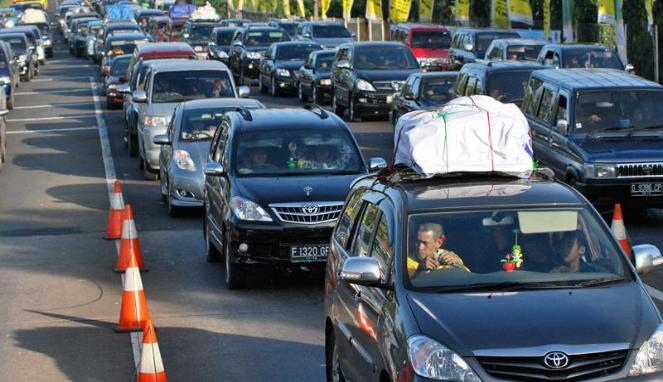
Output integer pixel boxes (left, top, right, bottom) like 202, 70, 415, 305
623, 0, 654, 79
470, 0, 490, 27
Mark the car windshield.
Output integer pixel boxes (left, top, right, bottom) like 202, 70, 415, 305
180, 106, 258, 141
411, 31, 451, 49
216, 30, 234, 45
420, 77, 455, 102
111, 57, 130, 75
487, 70, 533, 103
106, 39, 147, 56
575, 89, 663, 133
243, 30, 286, 47
563, 48, 623, 69
0, 37, 26, 51
312, 24, 351, 38
234, 130, 364, 176
151, 70, 233, 103
506, 44, 544, 61
190, 24, 214, 40
476, 33, 519, 57
354, 45, 419, 70
406, 207, 630, 291
316, 54, 334, 71
275, 44, 319, 60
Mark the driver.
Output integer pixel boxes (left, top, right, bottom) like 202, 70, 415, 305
551, 231, 593, 273
407, 223, 468, 278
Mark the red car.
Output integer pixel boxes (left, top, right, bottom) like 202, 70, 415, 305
391, 23, 452, 71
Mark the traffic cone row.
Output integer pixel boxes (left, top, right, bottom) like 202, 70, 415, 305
104, 181, 166, 381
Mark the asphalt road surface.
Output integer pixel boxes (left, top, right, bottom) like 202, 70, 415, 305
0, 25, 662, 382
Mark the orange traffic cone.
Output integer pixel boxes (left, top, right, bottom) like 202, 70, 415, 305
611, 203, 632, 260
104, 180, 125, 240
137, 320, 167, 382
116, 253, 151, 332
115, 204, 147, 273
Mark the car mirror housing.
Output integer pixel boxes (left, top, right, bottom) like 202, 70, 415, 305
0, 109, 8, 117
625, 63, 635, 73
340, 257, 384, 287
403, 92, 414, 101
556, 119, 568, 135
117, 84, 131, 94
336, 60, 351, 70
204, 162, 226, 177
132, 90, 147, 103
368, 157, 387, 172
238, 85, 250, 98
633, 244, 663, 274
153, 134, 170, 145
464, 43, 473, 51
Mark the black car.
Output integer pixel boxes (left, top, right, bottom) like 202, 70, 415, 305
202, 106, 387, 289
331, 42, 420, 122
258, 41, 321, 96
536, 43, 631, 71
295, 49, 335, 104
182, 19, 218, 58
484, 38, 546, 62
208, 26, 237, 64
227, 25, 289, 85
391, 71, 457, 127
268, 18, 298, 38
449, 28, 520, 69
324, 167, 663, 382
0, 33, 34, 81
454, 61, 545, 106
523, 68, 663, 209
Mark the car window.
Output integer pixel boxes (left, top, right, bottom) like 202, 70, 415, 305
454, 72, 467, 95
474, 78, 484, 95
523, 77, 544, 116
211, 120, 230, 162
351, 202, 380, 257
575, 89, 663, 132
335, 190, 364, 248
370, 212, 393, 274
151, 70, 233, 103
167, 108, 177, 141
354, 45, 418, 70
464, 77, 476, 96
486, 70, 533, 103
411, 77, 421, 97
421, 77, 456, 103
275, 44, 320, 60
555, 94, 568, 130
537, 87, 557, 124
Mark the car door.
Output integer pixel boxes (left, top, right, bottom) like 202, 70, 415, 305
262, 45, 274, 84
392, 75, 414, 121
228, 31, 242, 74
160, 107, 177, 180
299, 54, 314, 92
523, 77, 550, 165
332, 47, 352, 105
205, 119, 231, 242
136, 69, 152, 139
531, 83, 560, 174
547, 90, 581, 179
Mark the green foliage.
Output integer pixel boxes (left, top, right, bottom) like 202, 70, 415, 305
470, 0, 490, 27
623, 0, 654, 79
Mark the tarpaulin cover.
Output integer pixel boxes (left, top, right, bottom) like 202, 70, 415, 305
105, 4, 136, 20
19, 9, 47, 23
169, 3, 196, 19
394, 95, 533, 177
190, 2, 219, 20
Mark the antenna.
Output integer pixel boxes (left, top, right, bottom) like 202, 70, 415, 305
303, 104, 328, 119
234, 107, 252, 121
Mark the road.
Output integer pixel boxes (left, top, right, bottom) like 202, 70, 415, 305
0, 26, 662, 382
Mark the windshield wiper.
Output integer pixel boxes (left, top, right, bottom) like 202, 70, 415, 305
573, 277, 625, 288
629, 125, 663, 132
587, 126, 628, 137
430, 280, 591, 293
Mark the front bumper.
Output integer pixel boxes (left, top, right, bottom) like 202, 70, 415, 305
275, 75, 297, 90
574, 179, 663, 208
169, 169, 204, 207
354, 90, 394, 116
418, 58, 452, 72
141, 125, 167, 169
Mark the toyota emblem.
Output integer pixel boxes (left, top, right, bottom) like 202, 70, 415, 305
543, 351, 570, 369
303, 186, 313, 196
302, 205, 319, 215
643, 165, 653, 175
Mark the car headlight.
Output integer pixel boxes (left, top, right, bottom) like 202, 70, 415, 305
108, 84, 118, 90
174, 149, 196, 171
144, 115, 169, 128
629, 324, 663, 376
583, 163, 616, 179
230, 196, 272, 222
246, 51, 262, 59
218, 50, 229, 58
319, 78, 332, 86
276, 68, 290, 77
407, 335, 482, 382
356, 79, 376, 92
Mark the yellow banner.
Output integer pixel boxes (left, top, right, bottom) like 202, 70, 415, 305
598, 0, 615, 24
543, 0, 550, 38
455, 0, 469, 24
283, 0, 291, 17
237, 0, 244, 10
366, 0, 382, 20
419, 0, 433, 22
492, 0, 508, 29
320, 0, 331, 16
342, 0, 353, 20
390, 0, 411, 22
227, 0, 234, 11
296, 0, 305, 16
646, 0, 654, 26
508, 0, 533, 25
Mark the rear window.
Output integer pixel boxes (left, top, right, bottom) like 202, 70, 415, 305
111, 57, 131, 75
275, 44, 320, 60
312, 24, 351, 38
0, 36, 26, 51
506, 44, 544, 61
421, 77, 456, 102
411, 31, 451, 49
476, 33, 520, 57
316, 54, 334, 71
216, 30, 235, 45
563, 49, 623, 70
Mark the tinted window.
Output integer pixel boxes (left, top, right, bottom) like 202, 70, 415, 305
111, 57, 130, 75
537, 87, 556, 123
371, 213, 393, 272
563, 48, 623, 69
0, 36, 25, 51
105, 39, 148, 56
216, 30, 235, 45
523, 77, 544, 115
190, 24, 214, 40
354, 45, 418, 70
312, 24, 351, 38
151, 70, 233, 103
243, 30, 287, 47
277, 23, 297, 36
275, 44, 320, 60
335, 190, 364, 248
353, 203, 380, 257
575, 89, 663, 132
506, 44, 544, 61
180, 107, 233, 141
421, 77, 456, 102
487, 70, 533, 103
475, 33, 519, 57
411, 31, 451, 49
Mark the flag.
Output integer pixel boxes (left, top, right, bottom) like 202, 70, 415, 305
597, 0, 615, 24
320, 0, 331, 17
614, 0, 627, 64
562, 0, 574, 43
227, 0, 234, 11
508, 0, 533, 25
283, 0, 291, 17
342, 0, 353, 20
390, 0, 411, 22
237, 0, 244, 10
455, 0, 469, 25
543, 0, 550, 39
419, 0, 434, 22
645, 0, 654, 28
296, 0, 305, 16
491, 0, 508, 29
366, 0, 382, 19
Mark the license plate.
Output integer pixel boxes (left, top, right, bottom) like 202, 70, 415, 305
386, 95, 393, 103
290, 245, 329, 263
631, 182, 663, 196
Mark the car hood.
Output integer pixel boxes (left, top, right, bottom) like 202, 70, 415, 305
147, 102, 179, 117
406, 283, 659, 357
312, 37, 353, 47
574, 136, 663, 162
234, 174, 361, 206
356, 69, 420, 83
275, 60, 305, 71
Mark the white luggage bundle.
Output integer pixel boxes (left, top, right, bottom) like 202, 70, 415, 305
19, 9, 48, 24
394, 95, 534, 178
190, 2, 220, 21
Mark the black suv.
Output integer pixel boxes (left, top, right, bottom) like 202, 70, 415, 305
523, 68, 663, 208
449, 28, 520, 69
536, 44, 631, 71
182, 19, 218, 58
258, 41, 321, 96
391, 71, 457, 127
455, 61, 545, 106
202, 107, 387, 289
227, 25, 289, 85
331, 42, 420, 122
484, 38, 546, 62
295, 49, 336, 104
325, 168, 663, 382
208, 26, 237, 64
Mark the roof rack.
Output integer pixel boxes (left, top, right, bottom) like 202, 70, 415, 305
371, 165, 548, 187
234, 107, 252, 121
303, 104, 329, 119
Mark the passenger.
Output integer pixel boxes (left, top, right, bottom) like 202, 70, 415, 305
577, 104, 603, 128
249, 147, 276, 172
550, 231, 593, 273
407, 223, 468, 278
520, 233, 554, 272
208, 78, 231, 98
565, 55, 581, 68
311, 145, 338, 169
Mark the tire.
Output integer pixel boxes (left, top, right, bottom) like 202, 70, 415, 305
332, 93, 345, 116
204, 205, 222, 263
326, 330, 347, 382
224, 234, 245, 290
128, 133, 138, 157
270, 76, 279, 97
298, 83, 308, 102
259, 73, 267, 94
142, 156, 159, 181
348, 95, 360, 122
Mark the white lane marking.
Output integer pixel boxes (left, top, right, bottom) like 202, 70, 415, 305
7, 115, 97, 122
13, 102, 91, 110
646, 284, 663, 302
89, 77, 142, 369
42, 64, 93, 69
31, 76, 91, 82
16, 88, 90, 95
7, 126, 97, 134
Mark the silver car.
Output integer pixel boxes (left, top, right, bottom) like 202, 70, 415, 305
154, 98, 265, 216
132, 59, 250, 180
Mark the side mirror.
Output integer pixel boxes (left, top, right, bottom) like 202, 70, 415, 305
132, 89, 147, 103
303, 32, 311, 39
633, 244, 662, 274
340, 257, 383, 287
233, 41, 242, 47
368, 157, 387, 172
556, 119, 568, 135
0, 109, 8, 117
238, 85, 250, 98
336, 60, 351, 70
625, 63, 635, 73
183, 33, 189, 38
403, 92, 414, 101
117, 83, 131, 94
463, 43, 473, 51
351, 33, 357, 40
204, 162, 225, 176
153, 134, 170, 145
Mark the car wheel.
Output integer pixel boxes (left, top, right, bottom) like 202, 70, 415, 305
259, 73, 267, 94
270, 76, 279, 97
204, 205, 222, 263
167, 182, 181, 217
224, 233, 245, 290
143, 157, 159, 181
128, 133, 138, 157
349, 95, 360, 122
326, 330, 347, 382
332, 93, 345, 116
298, 83, 308, 102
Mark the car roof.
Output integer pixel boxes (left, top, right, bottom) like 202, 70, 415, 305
107, 33, 147, 40
110, 53, 132, 63
464, 60, 544, 72
148, 58, 229, 71
415, 71, 459, 79
492, 38, 547, 45
532, 68, 663, 90
231, 108, 347, 131
310, 49, 336, 56
0, 32, 28, 39
136, 42, 195, 56
271, 41, 321, 48
239, 25, 280, 32
454, 28, 520, 35
138, 9, 162, 15
181, 98, 264, 110
213, 26, 238, 32
106, 22, 140, 29
344, 41, 408, 49
542, 43, 614, 51
149, 16, 170, 22
301, 21, 343, 26
393, 23, 451, 32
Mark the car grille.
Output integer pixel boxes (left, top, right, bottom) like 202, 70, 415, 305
617, 163, 663, 178
477, 350, 628, 382
270, 202, 343, 225
373, 80, 403, 92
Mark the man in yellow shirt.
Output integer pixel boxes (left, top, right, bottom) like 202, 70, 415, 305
407, 223, 469, 278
